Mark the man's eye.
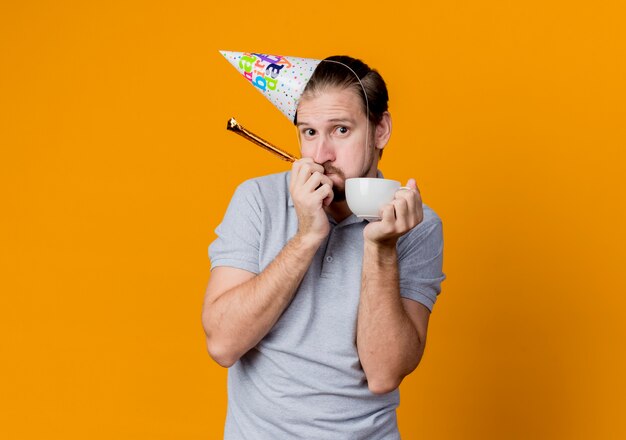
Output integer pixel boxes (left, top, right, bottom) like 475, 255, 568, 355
305, 129, 316, 136
337, 126, 349, 134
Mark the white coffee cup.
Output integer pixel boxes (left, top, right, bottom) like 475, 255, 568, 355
345, 178, 408, 220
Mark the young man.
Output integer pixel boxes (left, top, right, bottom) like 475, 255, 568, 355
203, 55, 445, 439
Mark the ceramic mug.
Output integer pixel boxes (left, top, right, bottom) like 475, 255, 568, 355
345, 178, 410, 220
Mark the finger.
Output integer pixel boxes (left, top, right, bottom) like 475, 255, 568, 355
392, 198, 409, 230
303, 171, 326, 193
296, 160, 324, 188
294, 159, 312, 187
380, 203, 396, 225
395, 185, 414, 201
310, 183, 334, 205
406, 178, 422, 202
291, 158, 312, 190
396, 187, 419, 224
315, 172, 333, 189
290, 159, 303, 190
314, 183, 334, 206
395, 182, 414, 201
406, 194, 419, 226
304, 172, 333, 195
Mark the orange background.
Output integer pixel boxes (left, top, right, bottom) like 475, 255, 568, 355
1, 1, 625, 439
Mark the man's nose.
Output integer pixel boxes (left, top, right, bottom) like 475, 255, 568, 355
313, 137, 335, 164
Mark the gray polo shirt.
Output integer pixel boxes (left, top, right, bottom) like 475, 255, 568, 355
209, 171, 445, 440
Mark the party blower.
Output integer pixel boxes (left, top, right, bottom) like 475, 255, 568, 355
226, 117, 298, 163
220, 50, 324, 163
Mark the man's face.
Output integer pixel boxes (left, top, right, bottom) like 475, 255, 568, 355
296, 87, 379, 200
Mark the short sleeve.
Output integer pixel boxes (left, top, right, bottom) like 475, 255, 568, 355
397, 212, 446, 312
208, 180, 263, 274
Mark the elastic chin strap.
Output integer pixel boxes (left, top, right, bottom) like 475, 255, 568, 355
295, 59, 371, 155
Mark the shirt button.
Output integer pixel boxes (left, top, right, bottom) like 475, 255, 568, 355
325, 256, 333, 263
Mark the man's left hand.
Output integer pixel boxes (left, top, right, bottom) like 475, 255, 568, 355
363, 178, 424, 247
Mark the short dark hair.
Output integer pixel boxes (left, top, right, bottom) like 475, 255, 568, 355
294, 55, 389, 127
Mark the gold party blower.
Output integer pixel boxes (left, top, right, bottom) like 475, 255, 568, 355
226, 117, 299, 163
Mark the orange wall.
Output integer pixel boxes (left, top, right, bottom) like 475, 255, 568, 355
1, 1, 625, 439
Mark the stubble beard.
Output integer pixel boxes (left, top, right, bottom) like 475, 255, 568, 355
323, 142, 377, 203
323, 162, 347, 202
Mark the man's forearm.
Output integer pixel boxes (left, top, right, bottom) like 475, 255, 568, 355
203, 233, 321, 367
356, 241, 424, 394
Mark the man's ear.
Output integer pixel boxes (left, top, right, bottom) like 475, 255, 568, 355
374, 111, 392, 152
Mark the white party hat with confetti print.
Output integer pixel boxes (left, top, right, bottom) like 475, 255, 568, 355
220, 50, 322, 122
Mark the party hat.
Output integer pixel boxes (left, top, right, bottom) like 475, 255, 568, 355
220, 51, 322, 122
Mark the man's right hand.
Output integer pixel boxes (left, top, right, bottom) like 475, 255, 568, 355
289, 158, 334, 244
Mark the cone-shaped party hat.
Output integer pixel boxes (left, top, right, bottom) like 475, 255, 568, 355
220, 51, 322, 122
